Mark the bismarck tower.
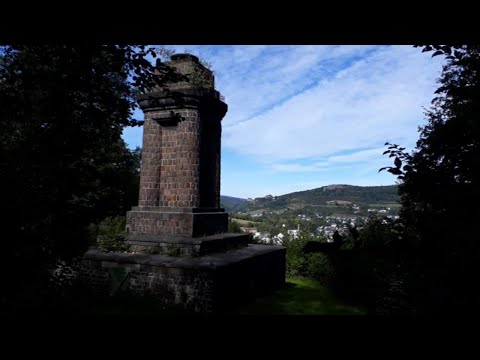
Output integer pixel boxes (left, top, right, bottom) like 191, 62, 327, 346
81, 54, 285, 312
126, 53, 229, 245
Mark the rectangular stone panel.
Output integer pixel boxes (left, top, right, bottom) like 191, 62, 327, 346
126, 209, 227, 237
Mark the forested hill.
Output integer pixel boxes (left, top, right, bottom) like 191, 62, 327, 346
220, 195, 248, 211
222, 184, 399, 212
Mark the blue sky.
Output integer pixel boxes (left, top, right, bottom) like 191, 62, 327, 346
122, 45, 445, 199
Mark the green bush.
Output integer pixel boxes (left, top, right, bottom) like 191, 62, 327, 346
282, 231, 333, 281
304, 253, 335, 281
281, 232, 306, 277
329, 216, 411, 313
279, 218, 409, 313
95, 216, 128, 252
358, 214, 398, 251
228, 219, 243, 233
286, 254, 305, 278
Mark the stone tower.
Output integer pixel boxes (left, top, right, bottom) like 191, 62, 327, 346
126, 54, 228, 241
81, 54, 285, 312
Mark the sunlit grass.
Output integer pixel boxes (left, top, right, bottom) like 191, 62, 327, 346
235, 277, 366, 315
81, 277, 366, 316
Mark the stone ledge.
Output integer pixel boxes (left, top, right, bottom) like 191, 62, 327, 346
85, 244, 285, 271
130, 206, 225, 213
125, 232, 247, 244
124, 233, 250, 256
137, 90, 227, 119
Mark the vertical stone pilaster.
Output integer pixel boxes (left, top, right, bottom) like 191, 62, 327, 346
138, 118, 161, 207
215, 119, 222, 208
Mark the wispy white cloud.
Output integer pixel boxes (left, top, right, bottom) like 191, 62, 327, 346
174, 45, 384, 126
124, 45, 444, 197
268, 147, 387, 173
269, 162, 329, 173
219, 45, 443, 165
328, 147, 387, 164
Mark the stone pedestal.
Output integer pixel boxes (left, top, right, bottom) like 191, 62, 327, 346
81, 244, 286, 312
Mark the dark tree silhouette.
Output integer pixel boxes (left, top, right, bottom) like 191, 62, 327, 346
380, 45, 480, 313
350, 226, 359, 242
302, 231, 343, 254
0, 45, 181, 312
302, 241, 332, 254
332, 230, 343, 248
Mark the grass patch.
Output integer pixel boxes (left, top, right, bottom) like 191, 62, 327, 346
55, 278, 366, 316
234, 277, 366, 315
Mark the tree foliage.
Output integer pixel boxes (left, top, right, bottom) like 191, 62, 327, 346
228, 219, 243, 233
94, 216, 128, 253
380, 45, 480, 312
0, 45, 177, 310
281, 231, 333, 279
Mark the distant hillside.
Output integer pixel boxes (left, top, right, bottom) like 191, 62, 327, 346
220, 195, 247, 211
233, 185, 400, 213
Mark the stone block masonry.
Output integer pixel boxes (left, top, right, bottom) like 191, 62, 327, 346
136, 104, 223, 211
80, 245, 286, 312
138, 108, 208, 209
126, 207, 228, 238
128, 53, 227, 238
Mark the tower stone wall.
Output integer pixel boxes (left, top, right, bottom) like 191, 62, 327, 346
126, 54, 227, 237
